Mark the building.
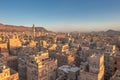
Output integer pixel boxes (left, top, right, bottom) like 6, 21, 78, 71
9, 36, 22, 48
17, 47, 38, 80
56, 52, 74, 67
104, 45, 116, 80
110, 48, 120, 80
56, 65, 80, 80
0, 42, 8, 53
0, 52, 18, 72
80, 53, 104, 80
18, 57, 27, 80
113, 52, 120, 71
0, 65, 19, 80
27, 52, 57, 80
110, 70, 120, 80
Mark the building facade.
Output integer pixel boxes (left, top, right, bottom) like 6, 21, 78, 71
80, 53, 104, 80
27, 52, 57, 80
0, 65, 19, 80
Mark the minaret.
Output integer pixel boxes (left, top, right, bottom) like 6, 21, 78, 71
7, 36, 10, 55
32, 24, 35, 39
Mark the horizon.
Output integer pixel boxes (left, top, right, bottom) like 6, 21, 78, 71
0, 0, 120, 32
1, 22, 120, 33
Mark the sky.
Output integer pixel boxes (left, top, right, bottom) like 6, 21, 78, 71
0, 0, 120, 32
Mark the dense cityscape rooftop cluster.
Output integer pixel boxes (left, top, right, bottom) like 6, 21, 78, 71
0, 24, 120, 80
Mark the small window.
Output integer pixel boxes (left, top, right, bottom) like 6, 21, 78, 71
93, 63, 97, 68
114, 61, 117, 64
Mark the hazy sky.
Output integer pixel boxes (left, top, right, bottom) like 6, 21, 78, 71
0, 0, 120, 32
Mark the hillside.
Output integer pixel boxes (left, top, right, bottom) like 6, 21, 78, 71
105, 29, 120, 35
90, 29, 120, 35
0, 23, 48, 32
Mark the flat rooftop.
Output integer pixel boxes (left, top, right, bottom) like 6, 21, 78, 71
58, 65, 80, 73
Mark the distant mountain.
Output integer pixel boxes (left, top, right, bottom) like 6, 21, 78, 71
90, 29, 120, 35
35, 27, 48, 32
0, 23, 48, 32
105, 29, 120, 35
